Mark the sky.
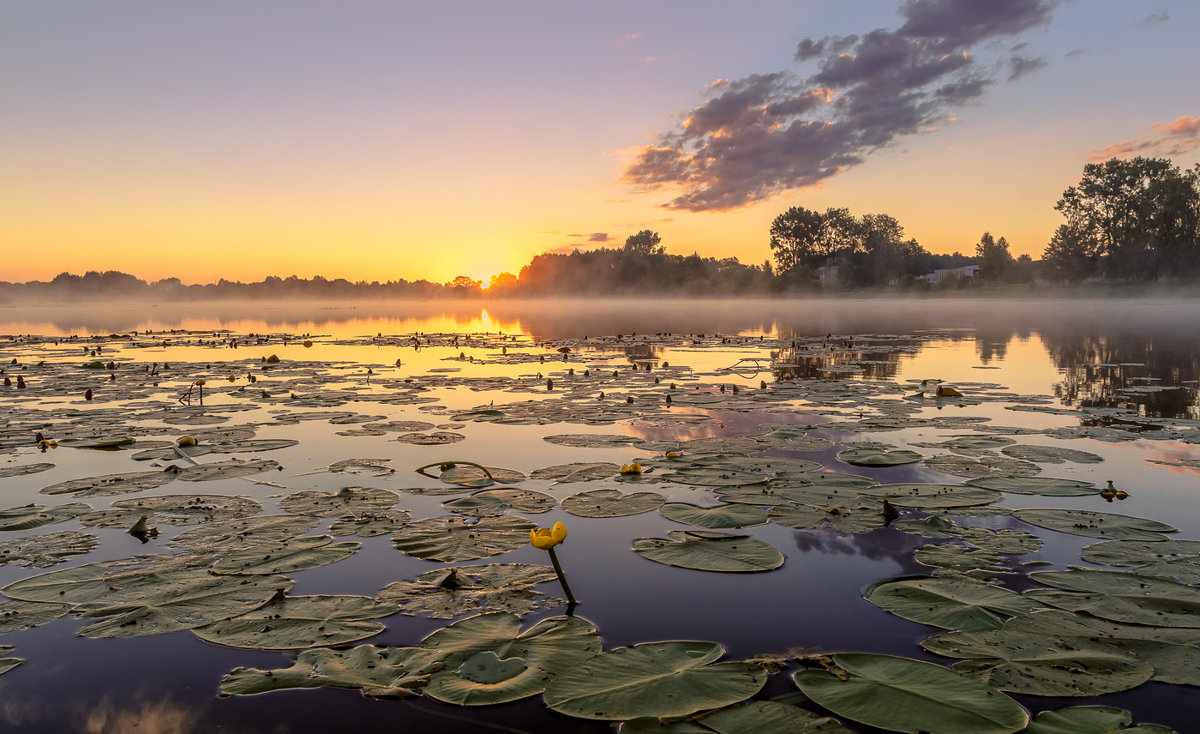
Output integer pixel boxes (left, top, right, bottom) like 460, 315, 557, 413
2, 0, 1198, 285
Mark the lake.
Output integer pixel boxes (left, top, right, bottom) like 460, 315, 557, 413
0, 298, 1197, 733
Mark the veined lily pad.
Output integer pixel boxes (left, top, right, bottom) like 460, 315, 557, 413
920, 629, 1153, 696
924, 455, 1040, 479
1001, 445, 1103, 464
172, 514, 319, 551
769, 502, 886, 533
211, 535, 360, 575
327, 458, 394, 477
0, 599, 71, 634
81, 494, 262, 527
376, 564, 560, 618
861, 484, 1001, 509
438, 465, 525, 487
1135, 558, 1200, 587
661, 468, 768, 487
221, 644, 439, 698
838, 448, 923, 467
420, 612, 601, 705
864, 575, 1044, 631
1013, 509, 1175, 541
392, 515, 534, 562
0, 463, 54, 478
58, 436, 135, 449
530, 462, 621, 482
957, 527, 1043, 555
0, 648, 21, 676
544, 640, 767, 720
563, 489, 666, 517
207, 438, 299, 454
1080, 539, 1200, 567
129, 444, 213, 461
633, 530, 784, 573
0, 502, 90, 531
329, 510, 412, 537
1, 561, 120, 604
965, 477, 1096, 497
442, 488, 556, 516
39, 470, 175, 497
694, 700, 852, 733
915, 545, 1010, 575
0, 531, 98, 568
194, 594, 390, 649
543, 434, 641, 448
279, 487, 400, 517
1026, 568, 1200, 628
792, 653, 1029, 734
176, 458, 281, 481
660, 503, 768, 529
1025, 706, 1175, 734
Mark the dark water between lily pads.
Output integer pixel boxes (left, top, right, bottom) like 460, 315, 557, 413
0, 298, 1198, 734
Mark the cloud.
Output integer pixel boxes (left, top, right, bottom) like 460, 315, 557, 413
588, 232, 610, 242
1137, 12, 1170, 25
623, 0, 1060, 211
1065, 47, 1087, 57
543, 232, 613, 255
1088, 115, 1200, 161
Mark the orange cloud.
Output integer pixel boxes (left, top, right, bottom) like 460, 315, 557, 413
1088, 114, 1200, 161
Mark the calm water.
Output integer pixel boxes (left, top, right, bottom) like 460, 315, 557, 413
0, 298, 1197, 733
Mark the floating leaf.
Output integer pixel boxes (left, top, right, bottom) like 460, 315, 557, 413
915, 545, 1010, 574
0, 530, 99, 568
920, 629, 1153, 696
1080, 539, 1200, 568
661, 467, 768, 487
543, 434, 641, 448
792, 653, 1029, 734
1025, 568, 1200, 628
420, 612, 601, 705
1025, 706, 1175, 734
194, 594, 390, 649
562, 489, 665, 517
1001, 445, 1103, 464
442, 488, 556, 516
211, 535, 360, 575
172, 514, 319, 551
693, 700, 852, 733
633, 530, 784, 573
395, 431, 465, 445
376, 564, 560, 619
965, 476, 1096, 497
176, 458, 282, 481
220, 644, 439, 697
1013, 509, 1175, 541
838, 448, 923, 467
530, 462, 621, 482
279, 487, 400, 517
0, 598, 71, 634
0, 502, 90, 532
58, 436, 135, 449
392, 515, 534, 562
544, 640, 767, 720
660, 503, 768, 529
438, 465, 525, 487
769, 502, 886, 533
924, 455, 1040, 479
0, 463, 54, 478
864, 575, 1043, 631
860, 484, 1001, 509
81, 494, 262, 527
39, 470, 175, 497
329, 509, 412, 537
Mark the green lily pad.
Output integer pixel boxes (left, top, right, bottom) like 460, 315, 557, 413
1135, 558, 1200, 587
0, 463, 55, 478
220, 644, 439, 698
211, 535, 360, 575
695, 700, 852, 733
129, 445, 214, 461
563, 489, 666, 517
860, 484, 1001, 509
194, 593, 389, 649
442, 488, 556, 516
661, 467, 769, 487
58, 436, 136, 449
326, 458, 395, 477
420, 612, 601, 705
1025, 706, 1176, 734
80, 494, 262, 527
543, 434, 641, 448
0, 598, 72, 634
530, 462, 621, 482
1013, 509, 1175, 541
394, 431, 465, 445
965, 476, 1096, 496
0, 650, 21, 676
279, 487, 400, 517
920, 629, 1153, 696
392, 515, 535, 562
176, 458, 282, 481
329, 509, 412, 537
769, 502, 886, 533
376, 563, 561, 619
1001, 445, 1103, 464
924, 455, 1041, 479
1025, 568, 1200, 628
544, 640, 767, 720
792, 653, 1029, 734
915, 545, 1011, 574
633, 530, 784, 573
1080, 539, 1200, 567
838, 448, 924, 467
0, 530, 99, 568
957, 527, 1044, 555
660, 503, 768, 529
172, 514, 319, 551
207, 438, 299, 454
864, 575, 1044, 631
1, 561, 120, 604
0, 502, 90, 532
39, 470, 175, 497
437, 465, 525, 487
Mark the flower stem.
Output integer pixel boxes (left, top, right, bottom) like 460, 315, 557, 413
546, 547, 578, 606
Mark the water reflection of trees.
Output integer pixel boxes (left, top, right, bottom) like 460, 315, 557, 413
771, 341, 906, 381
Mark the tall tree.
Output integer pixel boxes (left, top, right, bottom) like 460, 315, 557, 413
769, 206, 824, 273
624, 230, 664, 256
975, 232, 1014, 281
1042, 224, 1100, 282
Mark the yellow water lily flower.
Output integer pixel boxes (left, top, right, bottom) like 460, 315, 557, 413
530, 521, 568, 550
194, 379, 206, 387
620, 463, 643, 475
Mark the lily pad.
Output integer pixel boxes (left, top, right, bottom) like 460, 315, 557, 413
221, 644, 439, 698
915, 545, 1011, 575
172, 514, 319, 551
920, 629, 1153, 696
1025, 568, 1200, 628
0, 530, 99, 568
420, 612, 601, 705
176, 458, 282, 481
442, 488, 556, 516
0, 463, 55, 478
1013, 509, 1175, 541
0, 502, 90, 532
437, 465, 526, 487
633, 530, 784, 573
543, 434, 641, 448
792, 653, 1029, 734
864, 575, 1044, 631
279, 487, 400, 517
376, 564, 561, 619
0, 598, 71, 633
693, 700, 852, 733
39, 470, 175, 497
660, 503, 768, 529
395, 431, 464, 445
768, 502, 886, 533
329, 510, 412, 537
1025, 706, 1175, 734
860, 484, 1002, 509
80, 494, 262, 527
838, 448, 923, 467
194, 594, 390, 649
211, 535, 360, 575
563, 489, 666, 517
392, 515, 535, 562
529, 462, 621, 482
544, 640, 767, 720
1080, 539, 1200, 568
965, 477, 1097, 497
1001, 445, 1103, 464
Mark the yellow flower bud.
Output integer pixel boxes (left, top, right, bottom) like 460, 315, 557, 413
194, 379, 207, 386
530, 521, 568, 550
620, 463, 643, 475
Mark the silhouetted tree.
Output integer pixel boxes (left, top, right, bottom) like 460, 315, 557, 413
624, 230, 664, 256
975, 232, 1014, 281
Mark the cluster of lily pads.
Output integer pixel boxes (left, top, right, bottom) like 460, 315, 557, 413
0, 327, 1197, 732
